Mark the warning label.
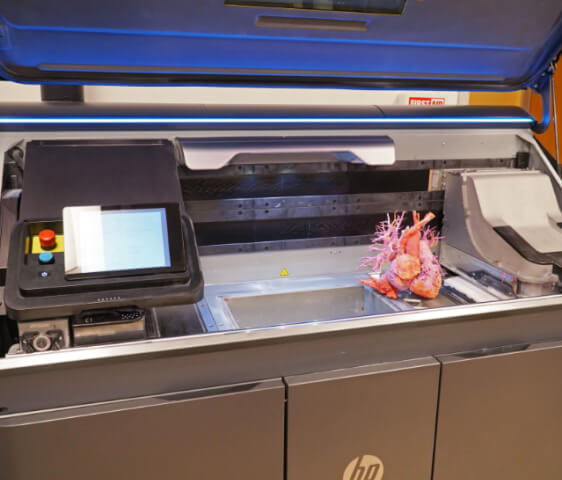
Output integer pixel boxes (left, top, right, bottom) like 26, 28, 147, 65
408, 97, 446, 105
280, 268, 290, 277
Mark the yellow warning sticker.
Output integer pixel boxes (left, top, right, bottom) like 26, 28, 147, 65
280, 268, 290, 277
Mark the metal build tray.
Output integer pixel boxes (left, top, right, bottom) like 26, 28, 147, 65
197, 267, 502, 332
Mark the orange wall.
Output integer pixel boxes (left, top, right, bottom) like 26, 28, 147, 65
470, 90, 529, 108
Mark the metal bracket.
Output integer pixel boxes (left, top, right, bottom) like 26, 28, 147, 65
531, 64, 554, 134
531, 52, 560, 134
551, 61, 559, 166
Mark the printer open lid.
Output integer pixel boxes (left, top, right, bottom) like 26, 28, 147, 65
0, 0, 560, 90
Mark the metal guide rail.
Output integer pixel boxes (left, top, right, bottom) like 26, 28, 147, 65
180, 157, 514, 254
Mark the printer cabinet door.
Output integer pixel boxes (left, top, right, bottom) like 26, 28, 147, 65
285, 357, 440, 480
433, 341, 562, 480
0, 379, 284, 480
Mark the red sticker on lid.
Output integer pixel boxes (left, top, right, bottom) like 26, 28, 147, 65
408, 97, 446, 105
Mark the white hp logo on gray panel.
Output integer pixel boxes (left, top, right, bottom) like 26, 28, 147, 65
343, 455, 384, 480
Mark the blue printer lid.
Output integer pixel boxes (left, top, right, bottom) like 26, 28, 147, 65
0, 0, 560, 90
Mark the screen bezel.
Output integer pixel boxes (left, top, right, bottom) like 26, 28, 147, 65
64, 203, 186, 281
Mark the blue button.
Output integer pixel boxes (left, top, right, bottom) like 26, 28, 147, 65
38, 252, 54, 264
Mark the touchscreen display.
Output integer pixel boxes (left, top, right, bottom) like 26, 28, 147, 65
64, 206, 171, 275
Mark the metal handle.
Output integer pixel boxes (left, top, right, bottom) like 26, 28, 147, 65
452, 343, 531, 359
0, 380, 277, 421
179, 136, 396, 170
531, 63, 555, 134
439, 340, 562, 363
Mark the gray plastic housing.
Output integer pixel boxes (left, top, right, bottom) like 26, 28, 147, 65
442, 169, 559, 294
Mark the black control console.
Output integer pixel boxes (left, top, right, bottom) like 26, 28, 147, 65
4, 140, 204, 352
6, 208, 202, 320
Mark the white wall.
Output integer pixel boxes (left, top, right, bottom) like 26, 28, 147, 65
0, 82, 42, 102
0, 82, 468, 105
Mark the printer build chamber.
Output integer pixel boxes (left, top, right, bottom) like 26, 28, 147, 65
159, 128, 562, 336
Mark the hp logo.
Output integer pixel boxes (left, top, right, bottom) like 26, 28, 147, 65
343, 455, 384, 480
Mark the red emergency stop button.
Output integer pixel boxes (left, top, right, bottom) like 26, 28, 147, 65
38, 229, 56, 249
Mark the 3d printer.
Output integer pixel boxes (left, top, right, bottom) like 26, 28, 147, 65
0, 1, 561, 479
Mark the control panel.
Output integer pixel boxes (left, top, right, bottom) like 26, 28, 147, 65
5, 205, 203, 355
20, 221, 66, 293
4, 141, 204, 354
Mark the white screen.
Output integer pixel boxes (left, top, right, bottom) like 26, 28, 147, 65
64, 206, 171, 275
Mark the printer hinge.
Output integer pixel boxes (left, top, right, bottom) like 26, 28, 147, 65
531, 53, 560, 134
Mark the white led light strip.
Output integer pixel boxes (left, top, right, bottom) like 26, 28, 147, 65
0, 116, 534, 124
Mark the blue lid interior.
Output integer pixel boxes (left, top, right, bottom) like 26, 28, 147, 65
0, 0, 560, 89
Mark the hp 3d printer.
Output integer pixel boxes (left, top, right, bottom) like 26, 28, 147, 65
0, 1, 561, 479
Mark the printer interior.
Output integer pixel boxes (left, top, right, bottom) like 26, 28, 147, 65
179, 147, 561, 334
1, 121, 561, 354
